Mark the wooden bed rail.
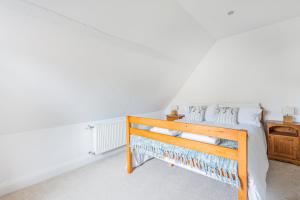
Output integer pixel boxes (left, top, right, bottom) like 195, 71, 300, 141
126, 116, 248, 200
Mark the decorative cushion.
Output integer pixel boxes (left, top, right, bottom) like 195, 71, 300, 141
185, 106, 207, 122
179, 132, 220, 145
215, 106, 239, 125
218, 103, 262, 126
150, 127, 181, 136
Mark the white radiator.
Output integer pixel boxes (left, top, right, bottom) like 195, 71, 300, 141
90, 118, 126, 155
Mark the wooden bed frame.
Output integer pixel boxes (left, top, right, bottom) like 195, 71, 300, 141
126, 116, 248, 200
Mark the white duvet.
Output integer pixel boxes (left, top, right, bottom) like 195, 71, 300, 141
176, 120, 269, 200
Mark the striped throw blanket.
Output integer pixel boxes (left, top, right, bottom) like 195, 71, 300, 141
130, 135, 240, 188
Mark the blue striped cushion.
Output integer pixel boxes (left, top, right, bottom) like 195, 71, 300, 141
186, 106, 207, 122
215, 106, 239, 125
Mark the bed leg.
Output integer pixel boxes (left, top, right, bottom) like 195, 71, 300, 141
126, 116, 133, 174
238, 187, 247, 200
127, 146, 133, 174
238, 132, 248, 200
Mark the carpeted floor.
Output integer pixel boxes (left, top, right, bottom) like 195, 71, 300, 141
1, 151, 300, 200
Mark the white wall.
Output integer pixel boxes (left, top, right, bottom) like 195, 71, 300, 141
0, 111, 164, 197
168, 17, 300, 122
0, 122, 93, 196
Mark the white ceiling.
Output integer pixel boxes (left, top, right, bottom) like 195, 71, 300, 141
1, 0, 300, 134
177, 0, 300, 38
25, 0, 213, 66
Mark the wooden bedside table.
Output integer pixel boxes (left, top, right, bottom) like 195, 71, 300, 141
267, 120, 300, 165
166, 114, 185, 121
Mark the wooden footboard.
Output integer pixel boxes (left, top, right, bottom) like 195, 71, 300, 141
126, 116, 248, 200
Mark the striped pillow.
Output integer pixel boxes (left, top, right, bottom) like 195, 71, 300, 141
186, 106, 207, 122
215, 106, 239, 125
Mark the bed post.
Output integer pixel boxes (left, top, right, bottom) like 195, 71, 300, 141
238, 131, 248, 200
126, 116, 133, 174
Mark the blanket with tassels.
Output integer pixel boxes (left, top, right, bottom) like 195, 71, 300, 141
130, 135, 240, 188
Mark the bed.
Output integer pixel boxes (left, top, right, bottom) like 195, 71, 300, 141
126, 105, 269, 200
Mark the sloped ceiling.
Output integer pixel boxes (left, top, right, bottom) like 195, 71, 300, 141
0, 0, 214, 134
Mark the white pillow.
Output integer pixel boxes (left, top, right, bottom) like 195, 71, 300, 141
215, 106, 239, 125
185, 105, 207, 122
180, 132, 220, 145
205, 104, 217, 122
238, 107, 262, 127
218, 103, 260, 109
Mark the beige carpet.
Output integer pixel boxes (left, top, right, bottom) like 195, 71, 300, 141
1, 151, 300, 200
